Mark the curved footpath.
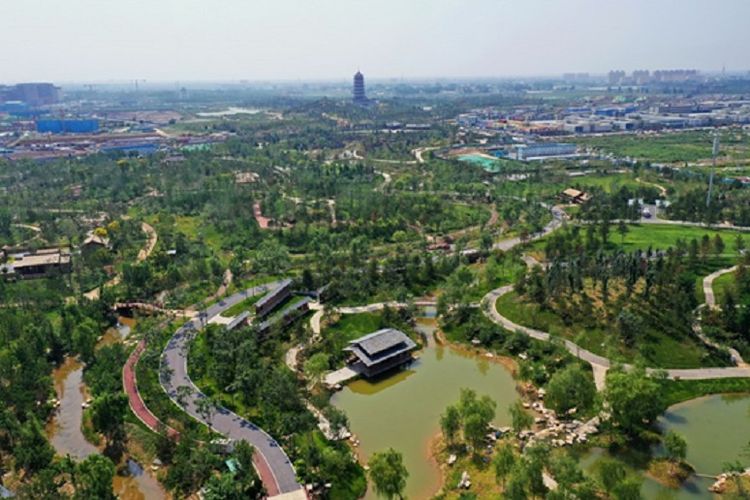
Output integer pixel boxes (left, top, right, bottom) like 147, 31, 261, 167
159, 281, 303, 497
123, 339, 179, 438
699, 265, 747, 367
482, 217, 750, 389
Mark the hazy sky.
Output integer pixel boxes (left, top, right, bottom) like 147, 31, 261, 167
2, 0, 748, 82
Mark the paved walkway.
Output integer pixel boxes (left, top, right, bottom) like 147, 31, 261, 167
483, 285, 750, 389
122, 339, 179, 438
703, 265, 737, 308
324, 366, 360, 387
159, 281, 303, 496
482, 207, 750, 388
699, 265, 747, 367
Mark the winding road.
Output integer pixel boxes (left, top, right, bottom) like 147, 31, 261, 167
159, 281, 304, 497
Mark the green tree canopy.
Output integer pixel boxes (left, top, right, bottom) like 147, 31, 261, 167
368, 448, 408, 499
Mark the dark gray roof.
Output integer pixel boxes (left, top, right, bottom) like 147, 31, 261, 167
345, 328, 416, 367
257, 298, 310, 332
255, 279, 292, 309
225, 310, 250, 331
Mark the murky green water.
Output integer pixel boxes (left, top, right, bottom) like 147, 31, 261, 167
583, 393, 750, 499
330, 319, 518, 499
659, 394, 750, 476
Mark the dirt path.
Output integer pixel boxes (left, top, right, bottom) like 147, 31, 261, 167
253, 201, 271, 229
635, 177, 668, 197
84, 221, 158, 301
412, 146, 438, 164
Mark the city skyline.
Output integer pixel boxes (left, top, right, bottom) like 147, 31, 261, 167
2, 0, 750, 83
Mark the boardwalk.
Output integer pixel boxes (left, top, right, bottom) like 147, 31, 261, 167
160, 281, 303, 496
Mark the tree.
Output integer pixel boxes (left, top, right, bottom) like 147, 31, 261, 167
203, 472, 244, 500
616, 308, 643, 347
735, 234, 745, 256
617, 221, 629, 243
175, 385, 193, 407
0, 209, 11, 238
196, 396, 217, 430
90, 392, 128, 450
74, 455, 116, 500
303, 353, 330, 387
508, 401, 533, 433
664, 431, 687, 462
713, 234, 725, 257
322, 406, 349, 438
723, 461, 748, 498
457, 389, 496, 451
480, 231, 494, 254
493, 442, 516, 488
440, 405, 461, 447
612, 477, 642, 500
253, 239, 290, 275
368, 448, 408, 499
14, 414, 54, 473
604, 367, 665, 436
549, 454, 584, 490
545, 364, 596, 415
527, 265, 547, 307
597, 459, 626, 495
504, 466, 528, 500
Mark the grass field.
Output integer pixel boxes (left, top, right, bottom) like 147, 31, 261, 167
495, 290, 727, 369
324, 312, 384, 344
659, 377, 750, 406
711, 270, 736, 305
572, 173, 643, 193
222, 294, 262, 317
577, 130, 750, 163
616, 224, 750, 253
530, 223, 750, 261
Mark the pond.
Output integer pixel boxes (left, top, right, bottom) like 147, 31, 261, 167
582, 393, 750, 499
457, 154, 502, 173
659, 393, 750, 476
330, 317, 518, 499
47, 318, 168, 499
46, 357, 98, 460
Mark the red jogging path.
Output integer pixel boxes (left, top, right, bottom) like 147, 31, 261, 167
122, 285, 303, 497
122, 339, 180, 439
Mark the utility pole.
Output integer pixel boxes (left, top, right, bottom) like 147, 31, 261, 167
706, 133, 719, 207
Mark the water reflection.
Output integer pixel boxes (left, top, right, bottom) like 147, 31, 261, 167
332, 319, 518, 499
47, 357, 98, 460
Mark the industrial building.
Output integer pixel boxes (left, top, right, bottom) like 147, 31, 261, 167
36, 119, 99, 134
513, 143, 577, 161
0, 83, 60, 106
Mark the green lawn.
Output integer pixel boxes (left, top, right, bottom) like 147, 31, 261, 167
576, 130, 750, 163
324, 312, 384, 343
573, 174, 642, 193
711, 270, 736, 305
659, 378, 750, 407
494, 291, 728, 369
532, 223, 747, 263
617, 224, 750, 253
222, 294, 262, 317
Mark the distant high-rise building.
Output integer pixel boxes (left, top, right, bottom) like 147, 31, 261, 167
353, 71, 367, 104
0, 83, 60, 106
